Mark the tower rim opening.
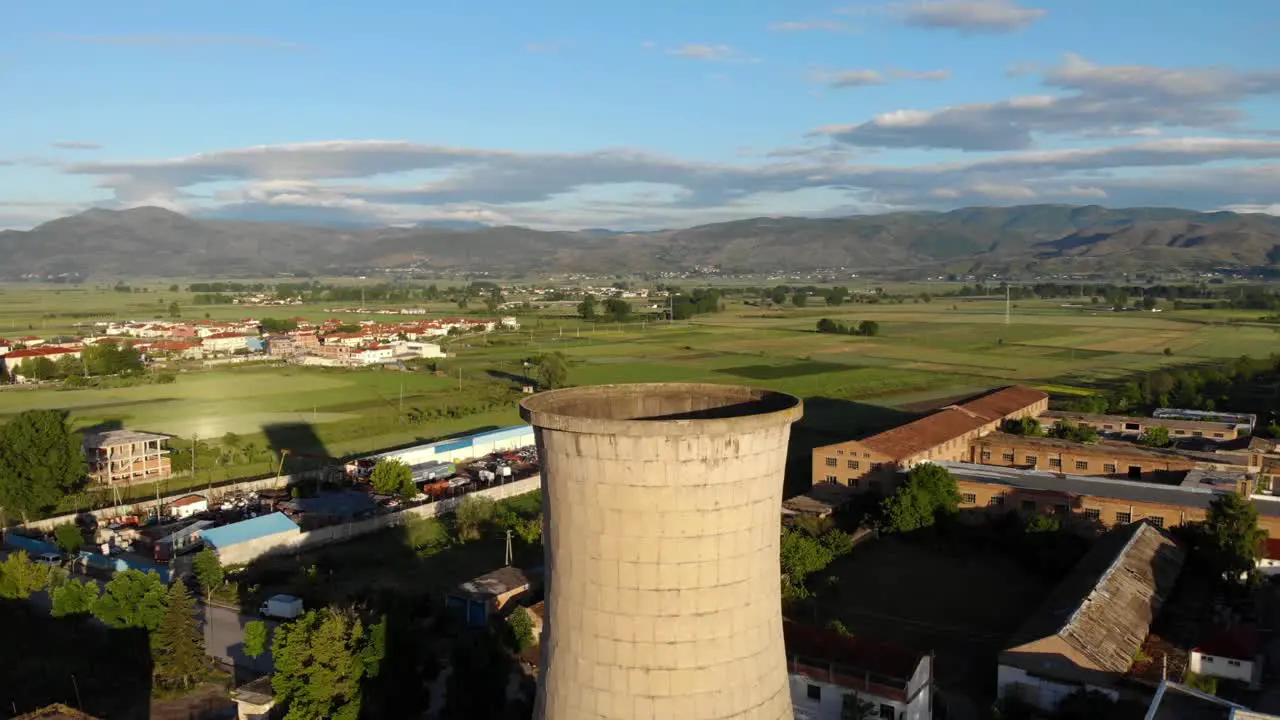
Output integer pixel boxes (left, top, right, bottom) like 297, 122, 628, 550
519, 382, 802, 437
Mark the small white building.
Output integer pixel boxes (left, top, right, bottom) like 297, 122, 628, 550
352, 345, 396, 365
168, 494, 209, 519
500, 316, 521, 330
1190, 626, 1264, 690
393, 341, 445, 359
202, 332, 249, 354
786, 620, 933, 720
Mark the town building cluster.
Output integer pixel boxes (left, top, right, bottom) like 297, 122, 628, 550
0, 314, 521, 381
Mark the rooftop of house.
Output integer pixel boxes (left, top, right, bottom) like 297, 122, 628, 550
231, 675, 275, 706
1144, 681, 1278, 720
169, 494, 207, 508
976, 433, 1199, 465
11, 705, 100, 719
4, 346, 80, 358
783, 620, 922, 681
83, 430, 170, 448
941, 461, 1278, 517
850, 386, 1047, 461
1002, 521, 1186, 676
782, 483, 858, 517
1041, 409, 1240, 433
1194, 625, 1262, 661
451, 566, 534, 600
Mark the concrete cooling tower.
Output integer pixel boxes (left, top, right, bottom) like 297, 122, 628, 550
520, 383, 803, 720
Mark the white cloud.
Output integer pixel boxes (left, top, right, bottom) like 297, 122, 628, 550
813, 69, 885, 88
890, 68, 952, 81
812, 54, 1280, 150
49, 34, 302, 50
666, 44, 737, 61
768, 20, 856, 33
900, 0, 1046, 33
51, 141, 102, 151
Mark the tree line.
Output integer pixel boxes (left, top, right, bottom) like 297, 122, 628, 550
6, 342, 144, 383
815, 318, 880, 337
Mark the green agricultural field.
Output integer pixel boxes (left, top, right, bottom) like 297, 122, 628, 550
4, 280, 1280, 512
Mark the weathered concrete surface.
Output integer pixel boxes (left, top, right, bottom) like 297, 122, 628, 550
522, 383, 802, 720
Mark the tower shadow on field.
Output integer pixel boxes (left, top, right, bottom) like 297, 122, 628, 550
261, 422, 333, 478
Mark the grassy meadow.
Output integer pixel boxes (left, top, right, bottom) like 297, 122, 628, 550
2, 279, 1279, 507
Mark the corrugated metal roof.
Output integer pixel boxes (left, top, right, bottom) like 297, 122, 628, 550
471, 425, 534, 443
201, 512, 299, 549
436, 438, 472, 453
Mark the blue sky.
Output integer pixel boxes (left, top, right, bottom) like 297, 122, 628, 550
1, 0, 1278, 229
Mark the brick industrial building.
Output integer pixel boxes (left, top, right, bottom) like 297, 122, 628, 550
1040, 410, 1245, 443
969, 434, 1198, 482
813, 386, 1049, 492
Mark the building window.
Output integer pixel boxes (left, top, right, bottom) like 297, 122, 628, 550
1147, 516, 1164, 529
989, 495, 1004, 508
825, 457, 838, 467
1203, 656, 1215, 663
1213, 433, 1224, 439
1083, 508, 1100, 521
1054, 504, 1068, 515
870, 463, 883, 472
1228, 659, 1241, 667
825, 475, 838, 484
981, 451, 992, 461
1103, 424, 1114, 430
1193, 431, 1203, 437
1174, 429, 1186, 435
1104, 464, 1117, 473
807, 684, 821, 701
1049, 458, 1062, 468
848, 460, 859, 470
962, 493, 977, 504
848, 478, 859, 489
1116, 511, 1132, 524
1002, 452, 1015, 462
1074, 460, 1089, 470
1021, 500, 1036, 513
879, 704, 894, 719
1025, 455, 1038, 465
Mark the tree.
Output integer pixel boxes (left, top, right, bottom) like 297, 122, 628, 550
577, 293, 598, 320
167, 301, 181, 318
53, 523, 84, 555
272, 609, 384, 720
602, 297, 631, 323
841, 693, 877, 720
92, 569, 167, 631
825, 287, 848, 307
507, 606, 536, 651
15, 357, 57, 381
769, 287, 789, 305
791, 291, 807, 308
1140, 426, 1172, 448
0, 551, 52, 599
260, 317, 300, 333
243, 620, 269, 659
51, 578, 100, 618
780, 527, 835, 585
0, 409, 87, 522
1048, 421, 1099, 443
535, 351, 568, 390
1004, 417, 1042, 436
455, 495, 496, 542
192, 547, 225, 602
369, 459, 416, 498
152, 582, 206, 690
878, 463, 961, 534
1204, 491, 1267, 585
816, 318, 839, 334
857, 320, 880, 337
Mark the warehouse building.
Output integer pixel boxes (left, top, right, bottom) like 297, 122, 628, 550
200, 512, 301, 564
366, 425, 534, 467
1040, 410, 1244, 443
969, 434, 1198, 482
998, 521, 1186, 713
939, 461, 1280, 535
813, 386, 1048, 492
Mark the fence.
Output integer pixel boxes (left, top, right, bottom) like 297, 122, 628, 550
1, 533, 172, 582
215, 475, 541, 565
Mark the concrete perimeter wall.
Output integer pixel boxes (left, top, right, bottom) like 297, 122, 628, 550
216, 475, 540, 566
20, 473, 300, 533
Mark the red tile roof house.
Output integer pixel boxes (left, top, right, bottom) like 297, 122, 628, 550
1, 346, 81, 379
1190, 625, 1264, 689
1257, 538, 1280, 578
785, 620, 936, 720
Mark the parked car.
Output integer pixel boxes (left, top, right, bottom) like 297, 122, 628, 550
34, 552, 63, 566
259, 594, 304, 620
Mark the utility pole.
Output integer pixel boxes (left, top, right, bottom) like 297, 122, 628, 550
504, 528, 513, 567
458, 366, 462, 391
399, 380, 404, 414
1005, 283, 1011, 326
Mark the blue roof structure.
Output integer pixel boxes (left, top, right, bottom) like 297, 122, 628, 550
200, 512, 299, 549
472, 425, 532, 443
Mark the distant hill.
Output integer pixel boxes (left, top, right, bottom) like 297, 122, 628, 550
1, 204, 1277, 277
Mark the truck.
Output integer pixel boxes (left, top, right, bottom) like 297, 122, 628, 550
259, 594, 304, 620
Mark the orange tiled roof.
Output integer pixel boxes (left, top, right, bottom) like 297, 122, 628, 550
858, 386, 1046, 461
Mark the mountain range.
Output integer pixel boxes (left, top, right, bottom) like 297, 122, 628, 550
2, 204, 1279, 278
